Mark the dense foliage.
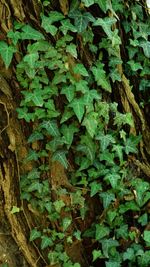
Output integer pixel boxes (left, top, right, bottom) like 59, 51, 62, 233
0, 0, 150, 266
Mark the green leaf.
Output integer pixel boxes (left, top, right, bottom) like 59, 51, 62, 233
69, 98, 85, 122
106, 262, 121, 267
61, 85, 75, 102
95, 224, 110, 240
82, 0, 94, 7
0, 41, 16, 68
139, 41, 150, 58
60, 108, 74, 123
52, 150, 68, 169
17, 107, 34, 122
92, 250, 103, 261
143, 231, 150, 243
11, 206, 20, 214
125, 135, 141, 155
21, 25, 45, 40
114, 112, 134, 128
93, 17, 117, 38
62, 217, 72, 231
66, 44, 77, 58
25, 149, 39, 162
60, 19, 77, 35
99, 191, 115, 209
69, 11, 95, 32
123, 248, 135, 261
61, 124, 79, 148
105, 173, 121, 188
46, 138, 64, 152
75, 80, 88, 93
46, 11, 65, 23
30, 229, 41, 241
77, 144, 95, 163
40, 120, 60, 136
41, 15, 58, 36
112, 144, 124, 163
99, 150, 114, 165
73, 63, 89, 76
90, 181, 102, 197
7, 30, 21, 45
91, 63, 111, 92
95, 0, 108, 13
41, 236, 53, 249
28, 131, 44, 143
27, 181, 43, 193
54, 199, 65, 213
96, 133, 115, 151
23, 52, 39, 68
101, 238, 119, 258
127, 60, 143, 71
82, 112, 98, 138
138, 213, 148, 226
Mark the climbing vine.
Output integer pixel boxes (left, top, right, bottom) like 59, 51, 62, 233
0, 0, 150, 266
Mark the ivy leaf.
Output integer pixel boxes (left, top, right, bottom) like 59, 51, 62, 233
54, 199, 65, 213
91, 63, 111, 92
95, 224, 110, 240
82, 112, 98, 138
46, 138, 64, 152
83, 90, 101, 103
101, 239, 119, 258
28, 131, 44, 143
32, 92, 44, 107
41, 15, 58, 36
61, 85, 75, 102
112, 144, 124, 163
73, 63, 89, 76
123, 248, 135, 261
21, 25, 45, 40
99, 191, 115, 209
124, 135, 141, 155
61, 124, 79, 148
23, 52, 39, 68
92, 250, 103, 262
104, 173, 121, 188
69, 10, 95, 32
95, 0, 108, 13
17, 107, 34, 122
46, 11, 65, 23
69, 98, 85, 122
127, 60, 143, 71
96, 133, 116, 152
66, 44, 77, 58
41, 236, 53, 250
62, 217, 72, 231
30, 229, 41, 241
40, 120, 60, 136
93, 17, 117, 38
82, 0, 94, 7
114, 112, 134, 127
75, 80, 89, 93
99, 150, 115, 165
52, 150, 68, 169
60, 108, 74, 123
0, 41, 16, 68
27, 181, 43, 193
139, 40, 150, 58
143, 231, 150, 243
7, 30, 21, 45
60, 19, 77, 35
90, 181, 102, 197
77, 144, 95, 163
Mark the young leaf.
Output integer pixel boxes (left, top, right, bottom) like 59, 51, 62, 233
21, 25, 45, 40
30, 229, 41, 241
139, 40, 150, 58
54, 199, 65, 213
143, 231, 150, 243
41, 15, 58, 36
96, 133, 116, 151
124, 135, 141, 155
69, 98, 85, 122
92, 250, 103, 262
62, 217, 72, 231
104, 173, 121, 188
0, 41, 16, 68
52, 150, 68, 169
66, 44, 77, 58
